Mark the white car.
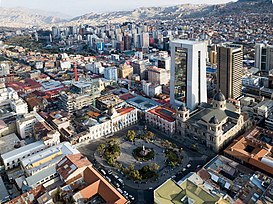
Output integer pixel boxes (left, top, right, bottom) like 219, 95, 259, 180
118, 178, 124, 185
129, 195, 135, 200
182, 168, 186, 172
186, 164, 191, 168
100, 169, 106, 175
105, 176, 111, 182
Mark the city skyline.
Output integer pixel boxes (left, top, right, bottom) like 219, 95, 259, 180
1, 0, 236, 16
1, 0, 273, 203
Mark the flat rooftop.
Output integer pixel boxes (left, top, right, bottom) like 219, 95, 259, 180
96, 94, 124, 106
171, 39, 205, 45
126, 95, 160, 111
0, 133, 21, 155
21, 142, 79, 176
1, 141, 46, 164
72, 81, 93, 89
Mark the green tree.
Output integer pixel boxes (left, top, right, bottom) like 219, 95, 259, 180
131, 170, 142, 181
107, 156, 115, 165
127, 130, 136, 142
142, 165, 150, 172
146, 131, 155, 138
128, 164, 135, 172
150, 163, 160, 171
97, 143, 106, 155
110, 138, 120, 145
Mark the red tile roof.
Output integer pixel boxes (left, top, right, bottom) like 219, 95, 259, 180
117, 107, 135, 116
57, 153, 92, 180
57, 153, 128, 204
7, 185, 46, 204
148, 106, 176, 122
6, 78, 42, 93
224, 133, 273, 176
119, 93, 135, 101
81, 166, 128, 204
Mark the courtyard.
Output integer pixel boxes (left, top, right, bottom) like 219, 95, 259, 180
77, 123, 210, 203
90, 126, 190, 188
117, 139, 166, 171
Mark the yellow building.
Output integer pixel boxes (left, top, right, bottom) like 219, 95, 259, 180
154, 173, 232, 204
118, 62, 133, 79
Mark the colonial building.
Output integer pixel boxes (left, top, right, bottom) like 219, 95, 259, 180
67, 106, 138, 144
118, 62, 133, 79
224, 127, 273, 176
145, 106, 176, 134
176, 91, 246, 152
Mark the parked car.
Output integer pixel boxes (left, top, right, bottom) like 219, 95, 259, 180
117, 188, 123, 194
129, 195, 135, 201
99, 169, 106, 175
118, 178, 124, 185
123, 191, 129, 196
105, 176, 111, 182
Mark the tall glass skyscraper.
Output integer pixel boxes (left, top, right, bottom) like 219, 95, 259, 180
170, 40, 207, 110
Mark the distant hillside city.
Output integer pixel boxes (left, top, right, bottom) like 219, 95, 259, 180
0, 0, 273, 203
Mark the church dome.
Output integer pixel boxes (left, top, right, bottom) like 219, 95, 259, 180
178, 103, 187, 112
209, 116, 219, 124
213, 90, 226, 102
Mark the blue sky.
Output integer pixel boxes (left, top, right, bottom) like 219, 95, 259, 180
1, 0, 236, 16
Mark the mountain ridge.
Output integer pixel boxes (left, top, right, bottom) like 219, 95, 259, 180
0, 1, 272, 28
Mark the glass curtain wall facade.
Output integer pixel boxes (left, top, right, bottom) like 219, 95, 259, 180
174, 47, 188, 103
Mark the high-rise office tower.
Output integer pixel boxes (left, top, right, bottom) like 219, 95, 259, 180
255, 43, 273, 73
208, 45, 217, 65
170, 40, 207, 110
217, 43, 243, 100
123, 35, 132, 51
141, 33, 150, 48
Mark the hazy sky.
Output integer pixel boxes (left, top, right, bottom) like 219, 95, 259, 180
1, 0, 236, 17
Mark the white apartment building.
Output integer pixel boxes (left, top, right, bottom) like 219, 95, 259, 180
1, 141, 46, 170
0, 62, 10, 76
16, 112, 45, 139
255, 43, 273, 73
59, 92, 94, 113
18, 142, 79, 189
10, 98, 28, 115
142, 81, 162, 97
0, 83, 28, 117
